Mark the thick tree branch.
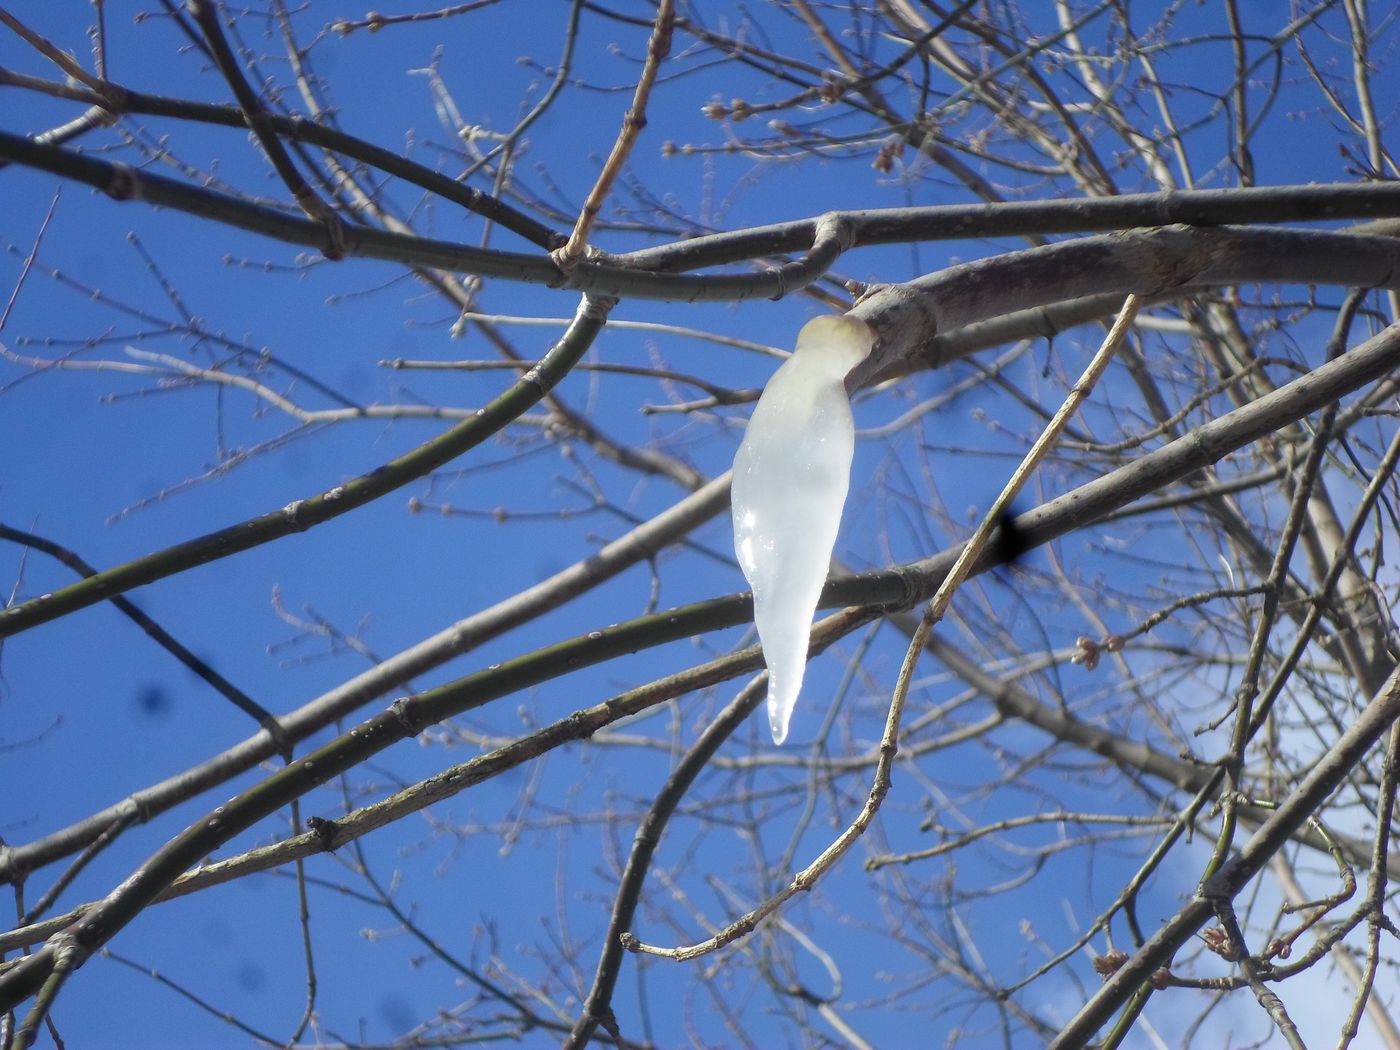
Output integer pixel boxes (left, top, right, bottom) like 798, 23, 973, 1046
3, 322, 1398, 1008
0, 296, 612, 638
849, 225, 1400, 385
1, 223, 1390, 641
0, 130, 851, 301
1049, 663, 1400, 1049
7, 128, 1400, 300
0, 66, 562, 248
3, 321, 1398, 888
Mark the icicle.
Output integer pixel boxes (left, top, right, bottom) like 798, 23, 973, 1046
731, 314, 875, 744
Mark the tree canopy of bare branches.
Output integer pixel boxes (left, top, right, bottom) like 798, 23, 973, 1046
3, 2, 1400, 1048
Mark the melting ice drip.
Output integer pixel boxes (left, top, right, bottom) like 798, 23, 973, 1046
731, 314, 876, 744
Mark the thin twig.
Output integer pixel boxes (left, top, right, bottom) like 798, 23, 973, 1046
0, 523, 282, 742
187, 0, 347, 257
0, 296, 613, 638
5, 318, 1400, 890
623, 296, 1140, 963
554, 0, 674, 268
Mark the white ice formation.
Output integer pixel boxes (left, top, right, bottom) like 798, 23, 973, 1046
731, 314, 875, 744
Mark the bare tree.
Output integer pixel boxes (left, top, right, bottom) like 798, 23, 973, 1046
3, 2, 1400, 1047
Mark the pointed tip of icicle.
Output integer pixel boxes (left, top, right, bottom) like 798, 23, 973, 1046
769, 716, 788, 746
766, 678, 799, 745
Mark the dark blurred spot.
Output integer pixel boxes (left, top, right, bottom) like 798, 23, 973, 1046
379, 995, 416, 1035
133, 683, 172, 720
235, 960, 266, 992
990, 509, 1031, 567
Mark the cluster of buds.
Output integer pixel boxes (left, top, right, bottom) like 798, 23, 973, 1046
872, 139, 899, 173
330, 12, 387, 35
818, 73, 848, 104
1091, 949, 1128, 977
1091, 950, 1171, 988
1071, 633, 1124, 671
701, 98, 754, 122
1201, 925, 1242, 961
1264, 936, 1291, 960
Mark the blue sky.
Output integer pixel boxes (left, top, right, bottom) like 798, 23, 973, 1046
3, 2, 1395, 1048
